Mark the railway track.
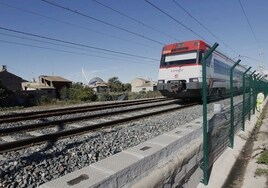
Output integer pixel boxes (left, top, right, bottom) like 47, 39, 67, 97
0, 97, 167, 124
0, 98, 198, 153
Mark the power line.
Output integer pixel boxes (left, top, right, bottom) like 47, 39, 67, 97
238, 0, 261, 49
0, 32, 156, 63
0, 39, 156, 66
144, 0, 209, 44
0, 39, 95, 57
0, 26, 158, 61
172, 0, 240, 56
41, 0, 165, 45
92, 0, 180, 41
0, 2, 157, 50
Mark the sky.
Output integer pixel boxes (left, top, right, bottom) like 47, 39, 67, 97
0, 0, 267, 83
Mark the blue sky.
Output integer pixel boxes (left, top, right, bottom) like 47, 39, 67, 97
0, 0, 267, 83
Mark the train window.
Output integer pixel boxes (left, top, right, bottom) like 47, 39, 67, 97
214, 59, 231, 75
161, 52, 197, 67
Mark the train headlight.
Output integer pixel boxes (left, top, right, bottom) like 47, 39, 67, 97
189, 78, 199, 82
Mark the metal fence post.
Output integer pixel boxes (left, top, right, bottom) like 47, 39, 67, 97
230, 59, 241, 148
253, 74, 258, 115
257, 75, 262, 93
242, 67, 251, 131
201, 42, 218, 185
249, 71, 256, 120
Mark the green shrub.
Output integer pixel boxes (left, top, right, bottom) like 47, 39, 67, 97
257, 150, 268, 164
127, 91, 162, 100
97, 93, 112, 101
39, 95, 52, 105
60, 83, 97, 102
255, 168, 268, 176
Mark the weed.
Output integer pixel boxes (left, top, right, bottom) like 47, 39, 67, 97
255, 168, 268, 176
257, 150, 268, 164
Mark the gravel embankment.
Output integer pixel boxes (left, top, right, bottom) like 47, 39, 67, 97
0, 97, 240, 188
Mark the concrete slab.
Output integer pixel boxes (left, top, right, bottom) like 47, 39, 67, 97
69, 124, 83, 128
192, 117, 203, 125
83, 120, 100, 125
91, 152, 140, 173
178, 123, 202, 131
39, 165, 113, 188
1, 136, 16, 142
92, 118, 111, 123
164, 127, 193, 138
91, 152, 142, 187
147, 134, 180, 147
122, 141, 168, 178
48, 127, 58, 132
148, 129, 202, 162
123, 142, 164, 159
28, 131, 43, 137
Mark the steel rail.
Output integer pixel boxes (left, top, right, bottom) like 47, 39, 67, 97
0, 99, 181, 135
0, 102, 197, 153
0, 98, 168, 123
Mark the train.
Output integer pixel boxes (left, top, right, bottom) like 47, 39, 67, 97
157, 40, 246, 99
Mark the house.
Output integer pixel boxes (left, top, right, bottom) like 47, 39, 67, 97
39, 75, 72, 97
0, 65, 27, 91
131, 78, 157, 92
21, 81, 56, 98
88, 77, 109, 93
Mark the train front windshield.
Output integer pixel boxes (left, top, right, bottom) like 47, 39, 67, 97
160, 51, 201, 67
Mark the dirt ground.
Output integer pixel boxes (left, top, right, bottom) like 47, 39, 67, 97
241, 109, 268, 188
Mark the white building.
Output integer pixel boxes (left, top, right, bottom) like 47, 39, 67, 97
88, 77, 109, 93
131, 78, 157, 92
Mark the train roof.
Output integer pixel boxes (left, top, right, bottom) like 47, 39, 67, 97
163, 40, 248, 71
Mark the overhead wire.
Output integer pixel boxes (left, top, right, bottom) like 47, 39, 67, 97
0, 2, 157, 50
92, 0, 180, 41
172, 0, 240, 56
0, 26, 158, 61
0, 39, 156, 66
0, 32, 156, 63
145, 0, 259, 63
238, 0, 261, 49
41, 0, 165, 45
144, 0, 210, 45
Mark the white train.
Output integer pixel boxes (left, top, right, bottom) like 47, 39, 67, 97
157, 40, 246, 99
